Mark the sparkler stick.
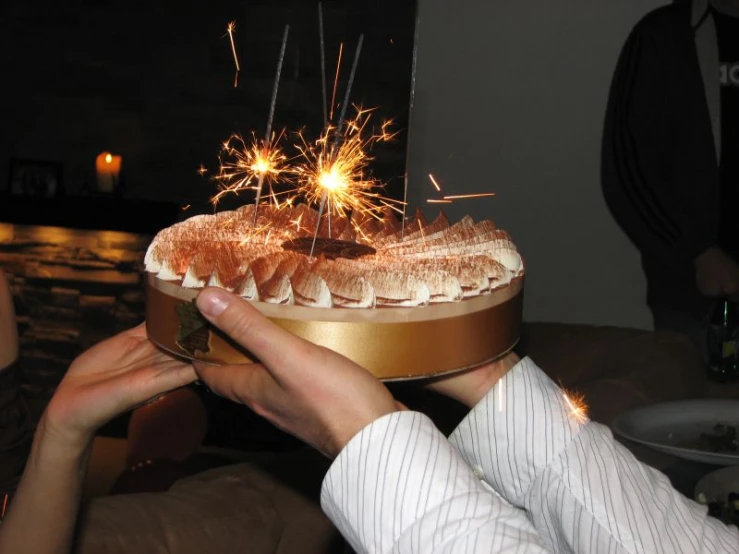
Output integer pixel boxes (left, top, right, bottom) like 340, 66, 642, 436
253, 23, 290, 226
318, 2, 328, 127
226, 21, 240, 88
401, 7, 420, 239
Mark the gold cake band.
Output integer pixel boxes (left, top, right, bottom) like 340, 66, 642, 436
145, 274, 524, 381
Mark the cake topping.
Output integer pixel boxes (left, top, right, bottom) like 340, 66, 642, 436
145, 203, 524, 308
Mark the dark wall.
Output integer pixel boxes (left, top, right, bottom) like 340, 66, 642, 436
0, 0, 416, 215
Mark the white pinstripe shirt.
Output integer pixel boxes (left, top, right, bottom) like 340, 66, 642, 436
321, 357, 739, 553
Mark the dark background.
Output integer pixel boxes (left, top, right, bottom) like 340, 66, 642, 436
0, 0, 417, 216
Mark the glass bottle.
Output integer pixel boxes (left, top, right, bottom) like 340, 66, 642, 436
707, 298, 739, 382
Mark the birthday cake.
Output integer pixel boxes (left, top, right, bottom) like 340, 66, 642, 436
144, 202, 524, 380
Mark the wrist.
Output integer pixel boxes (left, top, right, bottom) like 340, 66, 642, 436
34, 415, 94, 461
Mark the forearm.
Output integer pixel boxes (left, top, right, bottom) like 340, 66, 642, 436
449, 358, 739, 553
0, 419, 91, 554
321, 411, 550, 554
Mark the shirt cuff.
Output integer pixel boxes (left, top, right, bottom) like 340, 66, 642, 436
320, 410, 547, 554
448, 356, 586, 505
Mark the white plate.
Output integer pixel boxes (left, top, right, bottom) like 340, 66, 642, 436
694, 465, 739, 503
611, 399, 739, 466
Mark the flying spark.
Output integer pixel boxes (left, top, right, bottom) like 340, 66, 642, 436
329, 43, 344, 123
563, 391, 588, 424
428, 173, 441, 191
427, 199, 452, 204
226, 20, 240, 87
443, 193, 497, 200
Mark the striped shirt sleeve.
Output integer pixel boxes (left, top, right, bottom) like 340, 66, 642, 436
448, 356, 739, 553
320, 410, 551, 554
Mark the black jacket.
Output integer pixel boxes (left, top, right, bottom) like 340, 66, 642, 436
601, 1, 720, 319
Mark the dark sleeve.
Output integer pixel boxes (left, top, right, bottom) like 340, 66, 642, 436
600, 22, 715, 265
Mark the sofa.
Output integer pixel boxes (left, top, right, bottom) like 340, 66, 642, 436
69, 320, 705, 554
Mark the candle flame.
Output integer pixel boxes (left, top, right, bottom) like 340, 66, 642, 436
105, 153, 112, 164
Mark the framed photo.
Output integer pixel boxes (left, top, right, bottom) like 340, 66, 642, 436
7, 158, 63, 198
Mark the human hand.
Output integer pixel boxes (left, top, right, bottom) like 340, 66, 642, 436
424, 351, 521, 408
695, 246, 739, 300
43, 324, 198, 449
193, 287, 400, 458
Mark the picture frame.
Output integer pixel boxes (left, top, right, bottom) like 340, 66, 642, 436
7, 158, 64, 198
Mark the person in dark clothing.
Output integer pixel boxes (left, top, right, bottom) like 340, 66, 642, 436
601, 0, 739, 360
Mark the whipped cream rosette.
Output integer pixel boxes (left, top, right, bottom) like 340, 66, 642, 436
144, 203, 524, 380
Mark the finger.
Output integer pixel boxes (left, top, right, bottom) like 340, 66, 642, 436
193, 359, 274, 408
195, 287, 318, 375
137, 362, 199, 402
122, 322, 148, 339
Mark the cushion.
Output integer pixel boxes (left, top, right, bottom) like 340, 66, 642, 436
73, 462, 343, 554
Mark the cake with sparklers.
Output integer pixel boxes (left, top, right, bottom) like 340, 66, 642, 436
144, 201, 524, 380
144, 94, 524, 379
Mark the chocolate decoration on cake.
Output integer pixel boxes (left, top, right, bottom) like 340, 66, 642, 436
281, 237, 376, 260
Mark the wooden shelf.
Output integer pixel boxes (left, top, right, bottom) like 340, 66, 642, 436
0, 193, 181, 236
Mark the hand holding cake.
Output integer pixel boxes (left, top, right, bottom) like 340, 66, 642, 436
193, 286, 400, 458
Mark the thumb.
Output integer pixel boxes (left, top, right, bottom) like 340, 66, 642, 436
195, 287, 315, 377
193, 359, 274, 408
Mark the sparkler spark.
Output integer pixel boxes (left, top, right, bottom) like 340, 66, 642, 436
429, 173, 441, 191
563, 390, 588, 424
226, 20, 240, 87
427, 199, 452, 204
292, 106, 404, 231
211, 131, 288, 206
329, 43, 344, 123
443, 193, 497, 200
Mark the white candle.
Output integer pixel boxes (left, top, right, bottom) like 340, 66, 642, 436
96, 152, 122, 193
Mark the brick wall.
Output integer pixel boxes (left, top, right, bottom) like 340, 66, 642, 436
0, 223, 149, 421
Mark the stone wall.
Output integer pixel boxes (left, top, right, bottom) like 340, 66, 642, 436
0, 222, 305, 449
0, 223, 149, 422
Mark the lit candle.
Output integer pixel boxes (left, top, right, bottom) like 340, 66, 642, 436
96, 152, 122, 193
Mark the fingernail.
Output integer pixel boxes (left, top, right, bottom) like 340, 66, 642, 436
197, 288, 230, 317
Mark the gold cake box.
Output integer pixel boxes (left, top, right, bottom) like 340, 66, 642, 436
145, 272, 524, 381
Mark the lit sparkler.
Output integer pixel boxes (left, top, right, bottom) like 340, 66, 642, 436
292, 106, 404, 250
211, 131, 288, 206
252, 23, 290, 225
226, 20, 240, 87
563, 390, 589, 424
